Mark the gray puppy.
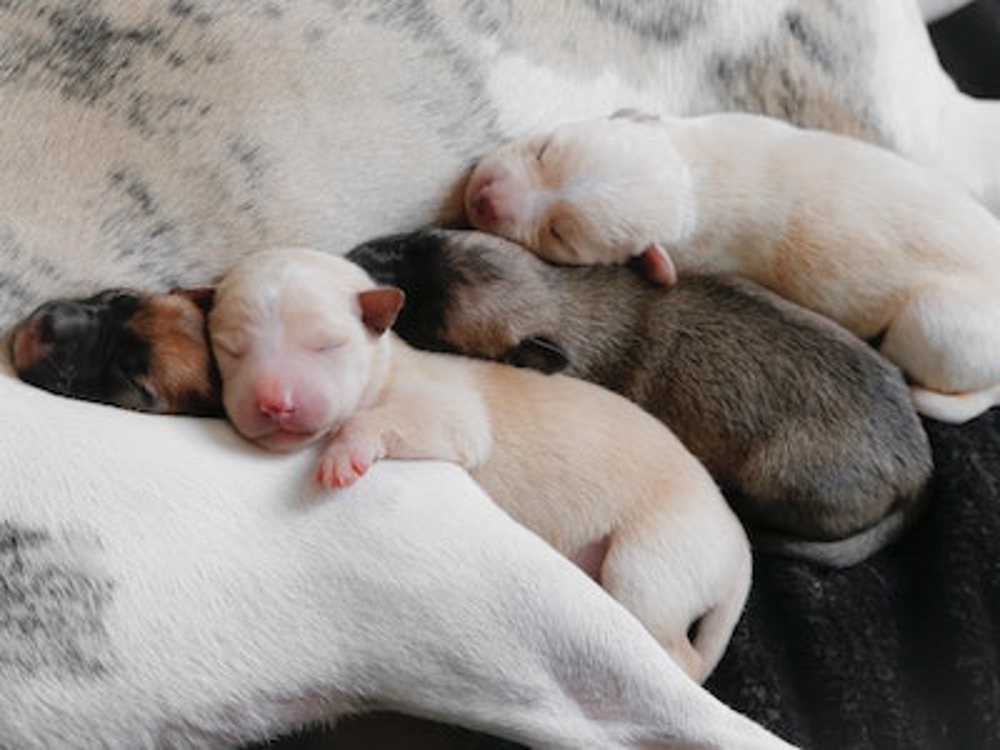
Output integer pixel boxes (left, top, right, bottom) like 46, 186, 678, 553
348, 229, 934, 567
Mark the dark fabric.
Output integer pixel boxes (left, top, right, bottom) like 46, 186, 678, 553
708, 410, 1000, 750
930, 0, 1000, 97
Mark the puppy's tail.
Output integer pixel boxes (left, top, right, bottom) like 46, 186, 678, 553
753, 489, 929, 568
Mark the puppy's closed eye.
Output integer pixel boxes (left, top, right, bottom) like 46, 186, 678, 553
503, 336, 570, 374
213, 337, 246, 360
305, 337, 346, 354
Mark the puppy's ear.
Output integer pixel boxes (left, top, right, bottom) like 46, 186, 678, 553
358, 287, 405, 335
631, 243, 677, 287
504, 336, 569, 374
170, 286, 216, 314
610, 108, 661, 124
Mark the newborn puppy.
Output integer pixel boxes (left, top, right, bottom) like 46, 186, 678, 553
9, 287, 221, 416
210, 248, 752, 683
465, 109, 1000, 424
348, 229, 934, 567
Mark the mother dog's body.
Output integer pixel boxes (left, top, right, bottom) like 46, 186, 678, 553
1, 0, 998, 333
0, 1, 994, 748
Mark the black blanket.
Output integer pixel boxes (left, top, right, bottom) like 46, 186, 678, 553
708, 411, 1000, 749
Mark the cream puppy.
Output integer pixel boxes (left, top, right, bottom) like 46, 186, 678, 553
465, 110, 1000, 424
209, 248, 752, 684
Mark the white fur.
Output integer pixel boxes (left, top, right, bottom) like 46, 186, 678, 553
210, 248, 752, 684
0, 373, 793, 750
466, 111, 1000, 423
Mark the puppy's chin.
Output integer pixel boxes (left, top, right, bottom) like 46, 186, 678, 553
252, 428, 322, 453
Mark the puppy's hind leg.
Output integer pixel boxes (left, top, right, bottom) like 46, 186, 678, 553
599, 497, 752, 684
880, 283, 1000, 423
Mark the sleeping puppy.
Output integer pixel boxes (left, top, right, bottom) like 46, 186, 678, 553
464, 109, 1000, 424
9, 287, 221, 416
209, 247, 752, 684
347, 229, 934, 568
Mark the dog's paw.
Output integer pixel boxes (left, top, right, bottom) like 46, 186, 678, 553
315, 434, 380, 489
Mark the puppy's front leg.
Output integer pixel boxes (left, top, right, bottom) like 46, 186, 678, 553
316, 386, 491, 489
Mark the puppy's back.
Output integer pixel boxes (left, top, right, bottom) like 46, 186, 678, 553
432, 347, 736, 558
579, 273, 932, 542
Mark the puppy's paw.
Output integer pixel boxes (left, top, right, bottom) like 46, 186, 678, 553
315, 435, 379, 489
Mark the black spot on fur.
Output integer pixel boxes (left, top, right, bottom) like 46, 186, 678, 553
6, 7, 164, 104
703, 4, 881, 138
784, 11, 836, 74
580, 0, 710, 44
347, 231, 461, 353
0, 522, 115, 678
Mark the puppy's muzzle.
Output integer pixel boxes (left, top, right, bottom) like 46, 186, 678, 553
11, 300, 98, 372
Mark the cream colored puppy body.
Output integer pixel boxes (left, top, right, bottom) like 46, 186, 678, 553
211, 248, 752, 684
465, 112, 1000, 423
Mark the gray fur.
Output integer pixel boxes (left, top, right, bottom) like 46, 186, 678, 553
580, 0, 711, 44
349, 229, 934, 566
0, 522, 115, 678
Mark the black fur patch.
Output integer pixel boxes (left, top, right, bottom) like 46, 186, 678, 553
12, 289, 158, 409
0, 522, 116, 678
347, 230, 459, 353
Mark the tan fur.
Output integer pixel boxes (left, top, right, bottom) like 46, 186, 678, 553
130, 295, 216, 411
211, 249, 752, 684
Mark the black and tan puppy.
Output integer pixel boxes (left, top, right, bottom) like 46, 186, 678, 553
347, 229, 934, 567
9, 287, 221, 416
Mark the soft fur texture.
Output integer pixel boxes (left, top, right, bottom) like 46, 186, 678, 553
210, 248, 752, 684
2, 0, 1000, 340
348, 229, 934, 567
464, 110, 1000, 423
2, 1, 999, 748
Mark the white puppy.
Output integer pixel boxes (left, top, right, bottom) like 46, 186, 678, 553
209, 248, 752, 685
465, 110, 1000, 424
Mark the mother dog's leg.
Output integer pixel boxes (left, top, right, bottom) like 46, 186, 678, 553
0, 376, 792, 750
861, 0, 1000, 213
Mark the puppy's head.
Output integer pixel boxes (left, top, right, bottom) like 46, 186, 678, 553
348, 229, 567, 372
464, 110, 692, 278
9, 287, 221, 415
210, 249, 403, 453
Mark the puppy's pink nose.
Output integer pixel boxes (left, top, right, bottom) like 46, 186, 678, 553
10, 319, 48, 371
470, 189, 500, 228
255, 381, 297, 418
467, 178, 514, 232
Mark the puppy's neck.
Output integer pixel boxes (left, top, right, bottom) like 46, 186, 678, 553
556, 266, 656, 381
358, 332, 396, 408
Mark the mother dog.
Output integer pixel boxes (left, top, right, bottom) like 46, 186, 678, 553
1, 1, 995, 748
